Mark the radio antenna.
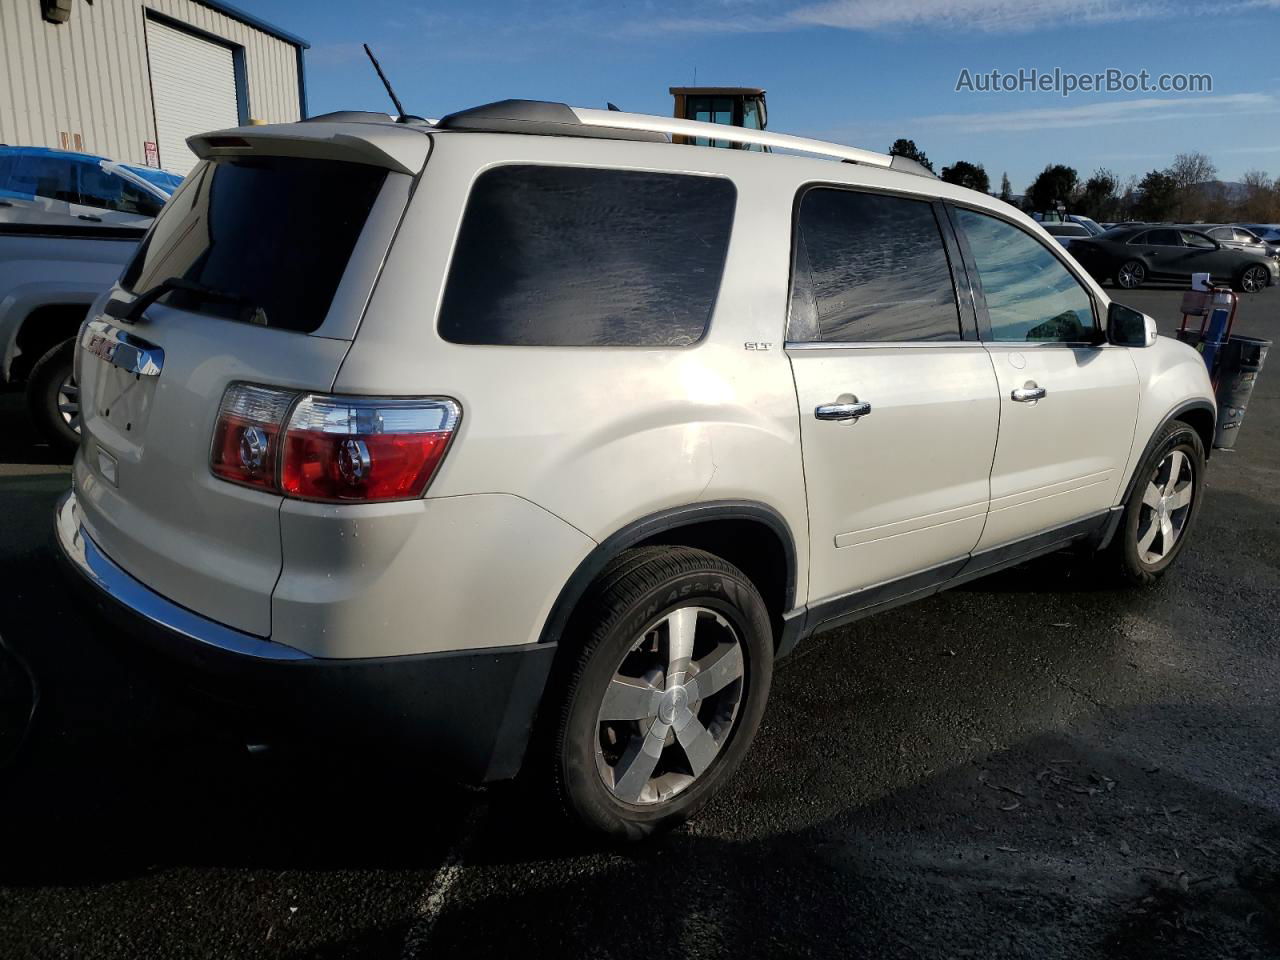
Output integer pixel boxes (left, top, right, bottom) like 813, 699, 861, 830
363, 44, 406, 120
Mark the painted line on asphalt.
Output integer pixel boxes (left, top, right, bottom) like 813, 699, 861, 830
400, 802, 486, 959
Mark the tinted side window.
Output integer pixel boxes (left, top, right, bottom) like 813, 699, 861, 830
955, 208, 1096, 344
439, 166, 735, 347
74, 162, 136, 212
119, 180, 163, 218
76, 163, 162, 217
1145, 229, 1181, 246
788, 188, 960, 342
9, 155, 76, 202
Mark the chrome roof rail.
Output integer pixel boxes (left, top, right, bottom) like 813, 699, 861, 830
572, 107, 902, 171
430, 99, 934, 176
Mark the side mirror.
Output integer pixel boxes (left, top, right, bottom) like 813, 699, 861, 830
1107, 301, 1157, 348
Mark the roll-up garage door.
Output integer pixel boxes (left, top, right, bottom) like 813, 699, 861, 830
145, 18, 240, 176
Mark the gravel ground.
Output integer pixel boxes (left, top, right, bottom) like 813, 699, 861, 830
0, 285, 1277, 959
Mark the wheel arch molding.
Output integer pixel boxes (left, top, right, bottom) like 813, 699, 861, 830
1117, 256, 1149, 279
1121, 399, 1216, 506
537, 500, 799, 651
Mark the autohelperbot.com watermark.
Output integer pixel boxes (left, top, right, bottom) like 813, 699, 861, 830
955, 67, 1212, 98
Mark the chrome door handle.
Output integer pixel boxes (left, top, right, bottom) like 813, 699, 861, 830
1011, 383, 1046, 403
815, 400, 871, 421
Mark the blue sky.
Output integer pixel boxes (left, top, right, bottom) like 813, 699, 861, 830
250, 0, 1280, 192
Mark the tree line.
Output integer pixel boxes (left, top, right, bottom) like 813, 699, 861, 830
888, 139, 1280, 223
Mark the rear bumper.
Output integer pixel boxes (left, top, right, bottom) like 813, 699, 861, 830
54, 489, 556, 782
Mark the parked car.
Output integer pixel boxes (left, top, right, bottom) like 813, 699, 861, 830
1, 221, 145, 449
1195, 224, 1280, 259
0, 146, 182, 229
1239, 223, 1280, 245
1070, 225, 1277, 292
1042, 221, 1092, 249
55, 102, 1217, 839
1067, 214, 1105, 236
1033, 214, 1103, 237
0, 148, 179, 450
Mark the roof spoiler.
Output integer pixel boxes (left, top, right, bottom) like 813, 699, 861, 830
187, 122, 431, 175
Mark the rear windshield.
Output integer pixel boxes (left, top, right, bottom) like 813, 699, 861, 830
438, 165, 736, 347
121, 156, 386, 333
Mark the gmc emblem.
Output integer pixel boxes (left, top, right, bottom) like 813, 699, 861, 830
86, 334, 116, 363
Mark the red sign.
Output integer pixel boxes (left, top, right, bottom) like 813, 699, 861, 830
144, 141, 160, 168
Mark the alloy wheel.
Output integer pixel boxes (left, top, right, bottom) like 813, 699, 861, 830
1136, 449, 1194, 564
1118, 261, 1145, 289
1241, 265, 1267, 293
57, 372, 81, 435
595, 605, 745, 805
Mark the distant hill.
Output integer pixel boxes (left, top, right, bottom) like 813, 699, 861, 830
1193, 180, 1247, 202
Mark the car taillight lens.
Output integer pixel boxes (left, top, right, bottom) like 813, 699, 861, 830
280, 395, 460, 502
210, 385, 461, 503
210, 384, 297, 491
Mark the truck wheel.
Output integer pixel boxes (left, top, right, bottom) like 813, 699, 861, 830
1108, 420, 1205, 586
24, 340, 80, 455
549, 546, 773, 840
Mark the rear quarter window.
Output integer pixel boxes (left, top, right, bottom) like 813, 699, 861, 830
438, 165, 736, 347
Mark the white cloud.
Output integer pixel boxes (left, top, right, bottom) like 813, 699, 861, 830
789, 0, 1160, 33
909, 93, 1279, 133
629, 0, 1277, 36
1217, 143, 1280, 155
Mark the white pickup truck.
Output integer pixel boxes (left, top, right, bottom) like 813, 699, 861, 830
0, 222, 145, 450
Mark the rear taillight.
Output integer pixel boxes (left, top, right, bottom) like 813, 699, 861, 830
210, 384, 460, 503
210, 384, 296, 492
280, 395, 459, 502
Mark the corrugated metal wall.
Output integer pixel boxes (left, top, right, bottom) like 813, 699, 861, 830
146, 17, 241, 174
0, 0, 302, 167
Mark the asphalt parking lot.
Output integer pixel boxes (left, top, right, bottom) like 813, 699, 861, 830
1, 285, 1277, 960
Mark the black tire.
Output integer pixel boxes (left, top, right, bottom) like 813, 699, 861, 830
1234, 263, 1270, 294
1116, 259, 1146, 289
547, 546, 773, 840
1107, 420, 1205, 586
23, 339, 80, 455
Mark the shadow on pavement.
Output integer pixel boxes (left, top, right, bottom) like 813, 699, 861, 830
419, 711, 1280, 960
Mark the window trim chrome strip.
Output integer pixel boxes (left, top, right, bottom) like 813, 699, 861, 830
784, 340, 986, 350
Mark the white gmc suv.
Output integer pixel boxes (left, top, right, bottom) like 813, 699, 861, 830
55, 101, 1216, 838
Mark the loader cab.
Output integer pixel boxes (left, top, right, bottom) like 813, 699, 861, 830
669, 86, 767, 150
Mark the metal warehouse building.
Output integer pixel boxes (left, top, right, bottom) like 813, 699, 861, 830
0, 0, 308, 175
